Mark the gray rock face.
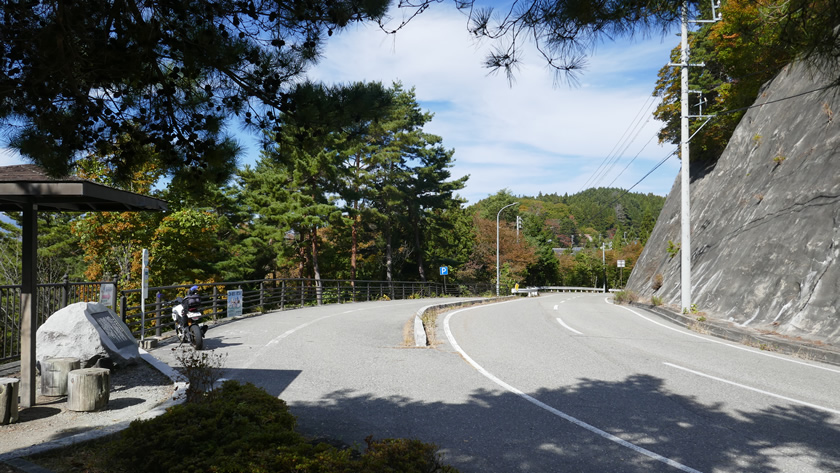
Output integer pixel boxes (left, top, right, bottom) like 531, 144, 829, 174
36, 302, 140, 369
627, 60, 840, 344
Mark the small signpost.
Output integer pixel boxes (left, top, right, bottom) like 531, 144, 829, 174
617, 260, 626, 288
440, 266, 449, 293
227, 289, 243, 318
140, 249, 149, 341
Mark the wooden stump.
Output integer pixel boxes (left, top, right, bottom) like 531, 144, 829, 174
0, 377, 20, 425
67, 368, 111, 412
41, 357, 81, 397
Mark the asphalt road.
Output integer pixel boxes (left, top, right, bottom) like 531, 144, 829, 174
149, 295, 840, 473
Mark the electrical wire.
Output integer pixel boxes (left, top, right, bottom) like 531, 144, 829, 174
605, 133, 658, 188
577, 94, 657, 192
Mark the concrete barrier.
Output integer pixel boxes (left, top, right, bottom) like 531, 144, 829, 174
413, 297, 511, 347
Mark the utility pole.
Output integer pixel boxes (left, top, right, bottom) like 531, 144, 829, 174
676, 0, 721, 312
680, 0, 691, 313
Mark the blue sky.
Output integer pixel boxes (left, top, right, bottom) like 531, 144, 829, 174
0, 3, 682, 205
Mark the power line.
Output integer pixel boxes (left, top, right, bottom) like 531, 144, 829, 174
605, 133, 658, 188
578, 94, 657, 192
591, 110, 657, 189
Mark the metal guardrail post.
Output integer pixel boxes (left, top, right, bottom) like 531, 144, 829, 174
213, 286, 219, 320
119, 295, 127, 323
60, 274, 69, 308
300, 280, 304, 307
155, 292, 162, 337
281, 280, 285, 310
260, 282, 265, 312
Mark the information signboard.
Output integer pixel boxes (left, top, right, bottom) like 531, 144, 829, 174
99, 283, 115, 308
227, 289, 243, 318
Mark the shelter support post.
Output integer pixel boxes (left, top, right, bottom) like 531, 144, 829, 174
20, 202, 37, 408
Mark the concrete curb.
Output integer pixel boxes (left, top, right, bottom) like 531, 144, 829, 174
413, 297, 516, 347
629, 302, 840, 367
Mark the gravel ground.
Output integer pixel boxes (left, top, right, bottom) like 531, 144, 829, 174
0, 355, 178, 469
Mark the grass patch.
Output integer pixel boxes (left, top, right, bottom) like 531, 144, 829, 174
612, 290, 638, 305
29, 381, 459, 473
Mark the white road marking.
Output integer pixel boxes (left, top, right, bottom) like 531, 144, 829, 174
444, 306, 703, 473
664, 362, 840, 416
608, 300, 840, 375
242, 304, 405, 368
556, 317, 583, 335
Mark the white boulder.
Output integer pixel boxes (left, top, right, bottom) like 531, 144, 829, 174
36, 301, 140, 370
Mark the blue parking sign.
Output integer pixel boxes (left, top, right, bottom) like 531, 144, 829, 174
440, 266, 449, 276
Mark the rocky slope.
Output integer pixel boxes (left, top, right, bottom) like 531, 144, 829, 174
627, 59, 840, 345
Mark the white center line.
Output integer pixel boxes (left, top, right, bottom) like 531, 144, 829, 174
664, 362, 840, 416
444, 306, 703, 473
556, 317, 583, 335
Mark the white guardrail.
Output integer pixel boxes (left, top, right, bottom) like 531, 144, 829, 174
511, 286, 622, 296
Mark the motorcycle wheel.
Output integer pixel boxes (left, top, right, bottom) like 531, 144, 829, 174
189, 323, 204, 350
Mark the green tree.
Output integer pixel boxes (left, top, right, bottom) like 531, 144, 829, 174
652, 0, 840, 165
0, 212, 84, 285
1, 0, 389, 188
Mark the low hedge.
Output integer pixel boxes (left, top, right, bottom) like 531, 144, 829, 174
103, 381, 459, 473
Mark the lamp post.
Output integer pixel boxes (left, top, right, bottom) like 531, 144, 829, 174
496, 202, 519, 297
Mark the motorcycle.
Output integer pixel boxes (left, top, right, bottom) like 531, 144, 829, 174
171, 297, 209, 350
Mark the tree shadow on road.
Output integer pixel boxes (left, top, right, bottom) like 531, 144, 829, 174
256, 372, 840, 473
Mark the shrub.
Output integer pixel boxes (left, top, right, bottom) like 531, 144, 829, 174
613, 291, 638, 305
103, 381, 461, 473
652, 273, 663, 291
174, 347, 227, 403
651, 295, 663, 306
666, 240, 680, 259
108, 381, 302, 472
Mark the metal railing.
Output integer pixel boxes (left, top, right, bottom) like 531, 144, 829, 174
510, 286, 622, 295
1, 277, 503, 362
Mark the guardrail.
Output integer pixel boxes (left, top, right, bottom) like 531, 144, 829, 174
1, 278, 505, 362
510, 286, 625, 296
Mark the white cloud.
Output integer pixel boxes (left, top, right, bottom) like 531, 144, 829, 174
306, 5, 682, 204
0, 148, 25, 168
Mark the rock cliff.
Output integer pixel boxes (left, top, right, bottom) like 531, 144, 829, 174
627, 60, 840, 345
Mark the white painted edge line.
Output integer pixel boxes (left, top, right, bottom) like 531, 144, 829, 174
443, 306, 703, 473
664, 362, 840, 416
607, 299, 840, 375
556, 317, 583, 335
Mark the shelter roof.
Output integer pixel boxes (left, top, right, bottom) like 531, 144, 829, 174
0, 164, 168, 212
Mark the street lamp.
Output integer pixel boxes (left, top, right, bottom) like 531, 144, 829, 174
496, 202, 519, 297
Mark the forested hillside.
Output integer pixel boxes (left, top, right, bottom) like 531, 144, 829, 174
0, 168, 664, 292
462, 189, 664, 289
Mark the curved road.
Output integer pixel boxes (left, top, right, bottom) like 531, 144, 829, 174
150, 294, 840, 472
